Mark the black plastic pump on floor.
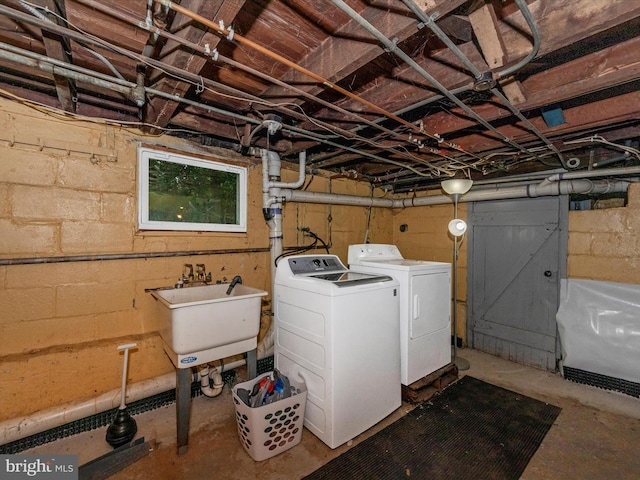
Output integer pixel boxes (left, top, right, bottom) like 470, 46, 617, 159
442, 178, 473, 372
106, 343, 138, 448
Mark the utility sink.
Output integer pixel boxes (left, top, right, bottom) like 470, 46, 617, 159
150, 284, 267, 367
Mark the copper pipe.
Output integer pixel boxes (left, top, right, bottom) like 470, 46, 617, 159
75, 0, 415, 146
153, 0, 457, 151
0, 2, 452, 169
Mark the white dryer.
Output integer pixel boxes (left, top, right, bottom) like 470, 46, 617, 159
274, 254, 401, 449
348, 244, 451, 386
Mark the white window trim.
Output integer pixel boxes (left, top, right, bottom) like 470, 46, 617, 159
137, 146, 247, 232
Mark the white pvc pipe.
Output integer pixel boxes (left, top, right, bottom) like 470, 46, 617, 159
0, 372, 175, 446
0, 357, 251, 446
283, 179, 630, 208
198, 366, 224, 398
261, 150, 306, 208
264, 150, 306, 190
257, 148, 307, 356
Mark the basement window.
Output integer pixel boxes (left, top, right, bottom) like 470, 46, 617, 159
137, 147, 247, 232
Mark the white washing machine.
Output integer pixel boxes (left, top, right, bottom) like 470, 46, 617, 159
274, 254, 401, 449
348, 244, 451, 386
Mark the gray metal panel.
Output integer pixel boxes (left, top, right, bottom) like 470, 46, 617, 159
467, 196, 567, 372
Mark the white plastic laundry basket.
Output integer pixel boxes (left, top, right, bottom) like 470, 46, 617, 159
232, 372, 307, 461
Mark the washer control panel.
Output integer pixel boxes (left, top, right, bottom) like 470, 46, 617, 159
287, 255, 346, 275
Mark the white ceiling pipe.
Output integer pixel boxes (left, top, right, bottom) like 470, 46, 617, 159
283, 179, 630, 208
399, 179, 630, 206
541, 166, 640, 185
284, 189, 396, 208
262, 150, 307, 190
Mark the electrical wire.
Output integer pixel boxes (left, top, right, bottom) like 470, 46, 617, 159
273, 228, 330, 266
0, 6, 465, 177
5, 1, 506, 180
564, 135, 640, 161
305, 229, 330, 254
0, 87, 195, 136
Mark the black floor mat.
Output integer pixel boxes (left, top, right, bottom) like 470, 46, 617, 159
303, 376, 561, 480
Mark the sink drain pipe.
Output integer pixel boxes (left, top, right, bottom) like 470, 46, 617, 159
198, 365, 224, 398
258, 149, 307, 359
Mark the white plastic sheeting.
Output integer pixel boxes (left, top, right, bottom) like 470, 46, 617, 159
557, 279, 640, 384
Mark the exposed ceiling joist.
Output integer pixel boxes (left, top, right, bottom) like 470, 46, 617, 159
0, 0, 637, 192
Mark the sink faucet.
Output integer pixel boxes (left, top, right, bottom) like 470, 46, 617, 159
195, 264, 212, 283
177, 263, 211, 288
226, 275, 243, 295
183, 264, 194, 282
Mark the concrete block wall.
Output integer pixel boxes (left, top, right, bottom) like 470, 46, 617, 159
280, 174, 393, 262
0, 99, 380, 423
568, 182, 640, 284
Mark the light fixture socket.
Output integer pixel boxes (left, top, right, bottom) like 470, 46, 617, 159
263, 114, 283, 135
473, 71, 496, 91
441, 178, 473, 195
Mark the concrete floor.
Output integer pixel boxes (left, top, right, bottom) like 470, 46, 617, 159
26, 349, 640, 479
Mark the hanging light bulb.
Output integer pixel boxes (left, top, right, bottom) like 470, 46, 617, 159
448, 219, 467, 236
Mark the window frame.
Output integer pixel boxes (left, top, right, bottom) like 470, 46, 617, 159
137, 146, 247, 233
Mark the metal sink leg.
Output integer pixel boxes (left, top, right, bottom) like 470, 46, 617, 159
176, 368, 191, 456
246, 348, 257, 379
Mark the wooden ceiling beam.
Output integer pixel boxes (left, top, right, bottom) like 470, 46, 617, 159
468, 0, 526, 104
35, 0, 77, 112
260, 0, 468, 104
425, 35, 640, 137
144, 0, 246, 130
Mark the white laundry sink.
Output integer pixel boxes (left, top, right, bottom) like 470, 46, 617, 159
150, 284, 267, 364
